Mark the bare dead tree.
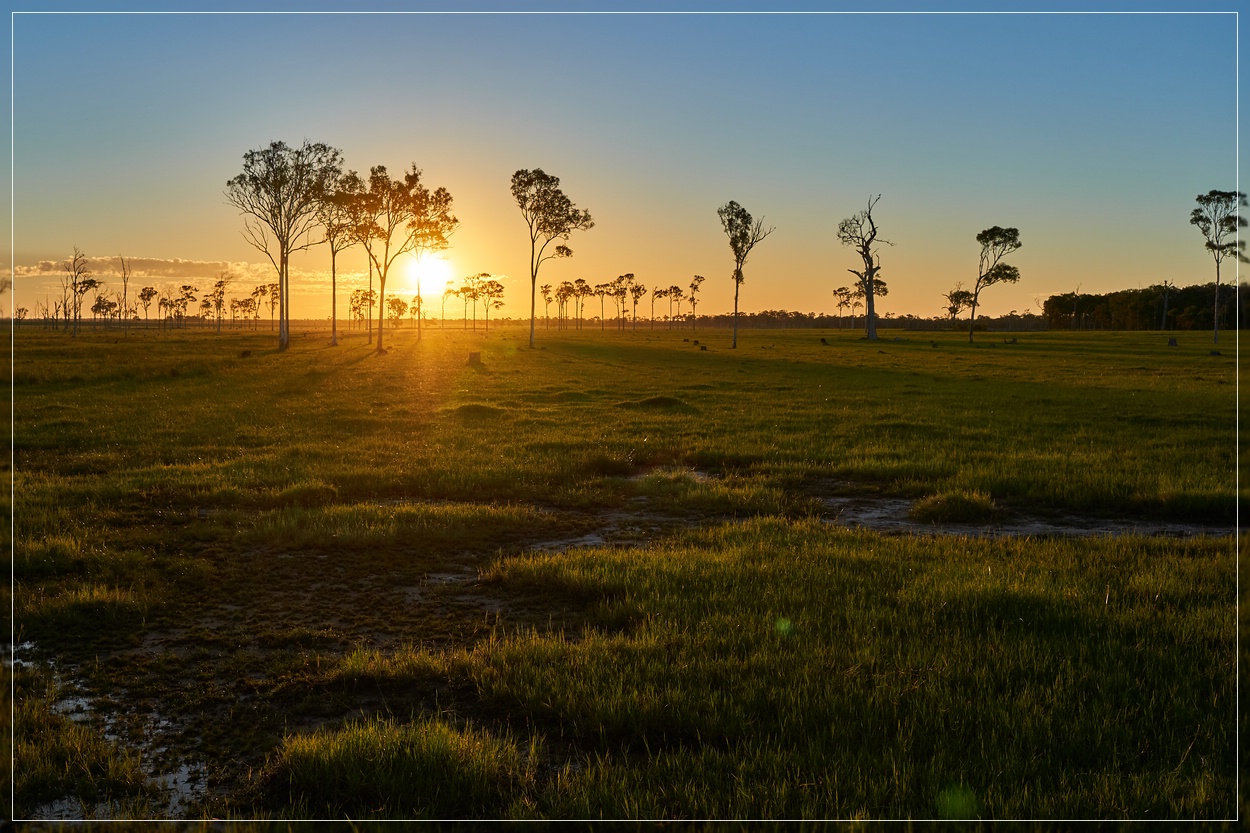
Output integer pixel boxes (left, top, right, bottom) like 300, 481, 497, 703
836, 195, 891, 341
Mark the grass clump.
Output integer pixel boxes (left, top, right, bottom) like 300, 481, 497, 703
616, 395, 695, 412
910, 489, 998, 523
263, 716, 538, 819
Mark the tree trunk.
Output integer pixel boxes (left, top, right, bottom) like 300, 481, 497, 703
279, 252, 290, 351
330, 249, 338, 346
865, 283, 877, 340
968, 295, 979, 344
1213, 261, 1220, 344
528, 236, 538, 348
732, 278, 740, 349
376, 274, 386, 353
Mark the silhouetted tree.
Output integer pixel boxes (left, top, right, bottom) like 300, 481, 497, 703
837, 196, 889, 340
540, 283, 553, 329
942, 283, 974, 325
718, 201, 775, 348
574, 278, 591, 329
668, 285, 684, 329
209, 273, 232, 334
967, 226, 1022, 342
555, 281, 574, 329
138, 286, 157, 323
629, 279, 647, 331
226, 140, 343, 350
442, 281, 457, 328
479, 278, 505, 334
612, 275, 631, 330
319, 171, 364, 346
651, 286, 666, 329
351, 165, 458, 353
688, 275, 705, 331
1190, 189, 1247, 344
511, 168, 594, 348
62, 247, 95, 337
832, 286, 853, 329
116, 254, 132, 335
594, 282, 611, 330
386, 296, 408, 328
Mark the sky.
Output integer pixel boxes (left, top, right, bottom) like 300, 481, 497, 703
3, 1, 1244, 322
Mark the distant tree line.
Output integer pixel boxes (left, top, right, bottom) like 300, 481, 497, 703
1040, 282, 1249, 331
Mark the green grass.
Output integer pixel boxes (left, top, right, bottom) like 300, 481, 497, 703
11, 323, 1240, 820
909, 489, 998, 523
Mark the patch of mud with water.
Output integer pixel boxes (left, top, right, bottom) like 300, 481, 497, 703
822, 495, 1231, 538
18, 642, 210, 820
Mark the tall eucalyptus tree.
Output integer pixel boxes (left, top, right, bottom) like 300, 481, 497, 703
225, 140, 342, 350
511, 168, 593, 347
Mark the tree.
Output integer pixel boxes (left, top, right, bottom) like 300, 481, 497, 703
718, 201, 775, 348
555, 281, 574, 329
386, 296, 408, 328
573, 278, 590, 329
832, 286, 853, 329
138, 286, 158, 323
116, 254, 132, 335
540, 283, 553, 329
942, 283, 974, 325
629, 280, 647, 331
62, 247, 95, 337
688, 275, 704, 331
668, 285, 684, 329
651, 286, 667, 329
225, 140, 343, 351
351, 165, 458, 353
612, 275, 631, 330
836, 196, 890, 340
1158, 280, 1174, 330
511, 168, 594, 348
594, 282, 611, 330
319, 171, 364, 346
479, 278, 505, 334
442, 282, 457, 328
1190, 190, 1247, 344
967, 226, 1023, 342
209, 272, 232, 334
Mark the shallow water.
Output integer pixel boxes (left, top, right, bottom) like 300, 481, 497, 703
822, 495, 1231, 538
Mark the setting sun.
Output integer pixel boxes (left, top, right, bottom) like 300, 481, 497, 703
403, 253, 455, 299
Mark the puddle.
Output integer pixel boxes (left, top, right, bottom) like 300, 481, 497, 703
529, 531, 608, 552
18, 644, 210, 820
30, 796, 110, 820
822, 496, 1231, 538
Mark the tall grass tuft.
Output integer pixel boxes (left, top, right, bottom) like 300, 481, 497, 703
264, 716, 539, 819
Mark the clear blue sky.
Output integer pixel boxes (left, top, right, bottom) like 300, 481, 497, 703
3, 1, 1243, 320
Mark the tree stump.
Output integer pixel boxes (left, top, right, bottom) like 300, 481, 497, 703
467, 351, 482, 366
1168, 338, 1178, 347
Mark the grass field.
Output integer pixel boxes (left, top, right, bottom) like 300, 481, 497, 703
8, 322, 1241, 821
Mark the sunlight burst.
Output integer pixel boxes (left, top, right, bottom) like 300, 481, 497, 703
403, 254, 454, 299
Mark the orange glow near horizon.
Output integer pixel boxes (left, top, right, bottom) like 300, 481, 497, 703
402, 253, 456, 301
